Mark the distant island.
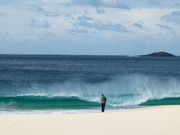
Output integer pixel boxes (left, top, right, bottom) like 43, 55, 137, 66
139, 52, 176, 57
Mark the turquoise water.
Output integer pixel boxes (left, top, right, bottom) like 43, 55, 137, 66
0, 55, 180, 113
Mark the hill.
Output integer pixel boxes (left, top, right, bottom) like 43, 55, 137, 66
140, 52, 176, 57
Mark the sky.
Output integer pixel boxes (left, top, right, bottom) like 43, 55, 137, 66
0, 0, 180, 55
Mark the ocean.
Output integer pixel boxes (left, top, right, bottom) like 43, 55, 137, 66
0, 55, 180, 114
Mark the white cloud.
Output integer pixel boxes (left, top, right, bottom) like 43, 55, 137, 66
1, 0, 180, 9
69, 29, 89, 34
0, 0, 180, 55
43, 31, 56, 37
29, 19, 51, 28
0, 11, 6, 17
77, 15, 94, 21
41, 0, 71, 4
161, 11, 180, 25
133, 23, 144, 29
156, 24, 173, 31
0, 0, 41, 4
147, 0, 161, 6
71, 0, 131, 9
28, 6, 45, 13
71, 15, 128, 33
28, 5, 59, 17
96, 9, 106, 14
45, 11, 59, 17
70, 0, 180, 9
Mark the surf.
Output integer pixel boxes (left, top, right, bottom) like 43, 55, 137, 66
0, 95, 100, 109
0, 74, 180, 110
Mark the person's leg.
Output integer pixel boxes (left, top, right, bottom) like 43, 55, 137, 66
103, 103, 105, 112
101, 104, 103, 112
102, 103, 105, 112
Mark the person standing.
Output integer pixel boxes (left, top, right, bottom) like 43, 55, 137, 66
100, 94, 107, 112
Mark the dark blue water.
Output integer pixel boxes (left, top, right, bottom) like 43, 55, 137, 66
0, 55, 180, 113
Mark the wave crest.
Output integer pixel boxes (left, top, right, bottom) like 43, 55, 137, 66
2, 74, 180, 108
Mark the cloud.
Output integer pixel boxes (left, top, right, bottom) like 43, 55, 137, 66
43, 31, 56, 37
96, 9, 106, 14
29, 19, 51, 28
73, 15, 128, 33
0, 0, 14, 4
175, 2, 180, 6
2, 0, 180, 9
72, 0, 131, 9
68, 29, 89, 34
94, 22, 128, 32
73, 15, 94, 28
32, 31, 56, 39
29, 6, 45, 12
145, 0, 180, 8
41, 0, 71, 4
133, 23, 144, 29
29, 6, 59, 17
70, 0, 180, 9
0, 0, 71, 5
161, 10, 180, 25
0, 11, 6, 17
172, 11, 180, 16
156, 24, 173, 31
147, 0, 160, 6
45, 11, 59, 17
0, 0, 42, 4
77, 15, 94, 21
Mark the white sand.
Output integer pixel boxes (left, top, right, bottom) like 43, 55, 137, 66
0, 105, 180, 135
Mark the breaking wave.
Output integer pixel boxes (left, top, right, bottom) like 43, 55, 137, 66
1, 74, 180, 109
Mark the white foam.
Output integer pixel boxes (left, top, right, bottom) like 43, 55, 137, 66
15, 74, 180, 107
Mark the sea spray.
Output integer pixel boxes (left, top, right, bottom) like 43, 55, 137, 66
1, 74, 179, 109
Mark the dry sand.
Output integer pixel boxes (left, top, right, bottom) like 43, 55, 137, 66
0, 105, 180, 135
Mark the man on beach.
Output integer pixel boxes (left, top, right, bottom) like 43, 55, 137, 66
100, 94, 107, 112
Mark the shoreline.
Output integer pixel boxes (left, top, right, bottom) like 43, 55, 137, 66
0, 105, 144, 115
0, 105, 180, 135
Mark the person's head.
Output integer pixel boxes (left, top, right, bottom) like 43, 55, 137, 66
102, 94, 104, 96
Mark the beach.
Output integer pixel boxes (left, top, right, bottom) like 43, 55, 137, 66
1, 56, 180, 135
0, 105, 180, 135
